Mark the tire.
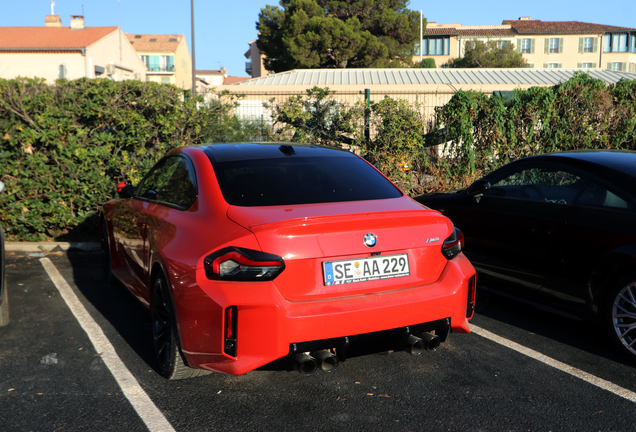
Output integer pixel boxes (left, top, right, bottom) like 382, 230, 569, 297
605, 274, 636, 361
0, 279, 8, 327
0, 224, 8, 327
100, 215, 114, 283
151, 272, 210, 379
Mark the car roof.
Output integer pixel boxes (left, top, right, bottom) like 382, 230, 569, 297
199, 142, 356, 163
541, 150, 636, 176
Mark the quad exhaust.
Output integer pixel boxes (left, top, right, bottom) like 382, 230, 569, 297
294, 330, 442, 374
295, 350, 339, 375
405, 333, 440, 355
314, 350, 339, 372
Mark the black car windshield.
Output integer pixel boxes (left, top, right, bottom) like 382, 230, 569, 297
213, 156, 402, 206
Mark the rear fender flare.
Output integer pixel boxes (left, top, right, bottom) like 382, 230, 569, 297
590, 244, 636, 311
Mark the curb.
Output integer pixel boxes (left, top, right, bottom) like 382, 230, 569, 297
5, 242, 101, 253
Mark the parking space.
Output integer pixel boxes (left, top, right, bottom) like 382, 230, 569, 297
1, 250, 635, 431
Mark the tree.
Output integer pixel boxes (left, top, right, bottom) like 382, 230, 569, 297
256, 0, 422, 73
444, 39, 527, 68
416, 58, 436, 68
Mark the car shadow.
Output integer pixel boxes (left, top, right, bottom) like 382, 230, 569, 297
65, 249, 162, 375
474, 287, 631, 366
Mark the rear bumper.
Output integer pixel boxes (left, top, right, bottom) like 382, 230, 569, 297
171, 254, 475, 375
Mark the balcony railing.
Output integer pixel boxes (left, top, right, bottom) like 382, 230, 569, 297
146, 65, 176, 73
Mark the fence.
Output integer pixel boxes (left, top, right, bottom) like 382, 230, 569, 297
207, 89, 457, 136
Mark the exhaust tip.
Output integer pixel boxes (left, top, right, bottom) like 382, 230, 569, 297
406, 334, 425, 356
295, 353, 318, 376
314, 350, 339, 373
420, 332, 440, 352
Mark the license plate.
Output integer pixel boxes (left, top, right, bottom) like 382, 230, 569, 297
323, 254, 410, 285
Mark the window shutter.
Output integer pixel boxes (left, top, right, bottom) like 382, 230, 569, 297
593, 37, 598, 53
577, 63, 582, 68
531, 38, 535, 54
592, 62, 597, 68
558, 63, 562, 68
517, 41, 521, 53
544, 38, 550, 54
578, 38, 583, 53
607, 62, 611, 70
558, 38, 564, 53
622, 62, 627, 72
543, 63, 548, 68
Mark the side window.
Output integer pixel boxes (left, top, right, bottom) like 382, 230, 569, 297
576, 181, 634, 210
485, 165, 586, 204
136, 156, 197, 209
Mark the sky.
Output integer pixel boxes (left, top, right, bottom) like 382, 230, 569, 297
1, 0, 634, 77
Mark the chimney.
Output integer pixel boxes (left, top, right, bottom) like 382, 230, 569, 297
519, 16, 531, 21
45, 15, 63, 27
70, 15, 85, 30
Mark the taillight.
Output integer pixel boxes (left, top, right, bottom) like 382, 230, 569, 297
441, 228, 464, 260
204, 247, 285, 281
467, 275, 476, 319
224, 306, 237, 357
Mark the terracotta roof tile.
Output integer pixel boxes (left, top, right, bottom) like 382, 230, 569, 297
0, 26, 118, 49
503, 19, 635, 34
424, 28, 458, 36
457, 28, 516, 36
125, 34, 184, 52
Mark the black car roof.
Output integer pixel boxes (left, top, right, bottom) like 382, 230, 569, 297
199, 142, 356, 163
543, 150, 636, 176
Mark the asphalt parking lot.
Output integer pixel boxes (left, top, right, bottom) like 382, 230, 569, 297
2, 249, 636, 432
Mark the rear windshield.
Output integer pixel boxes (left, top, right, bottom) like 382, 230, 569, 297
213, 156, 402, 206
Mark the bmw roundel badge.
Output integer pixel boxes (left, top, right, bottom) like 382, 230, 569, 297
363, 233, 377, 248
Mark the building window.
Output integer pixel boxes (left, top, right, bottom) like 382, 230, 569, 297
544, 38, 563, 54
631, 35, 636, 53
578, 62, 596, 68
549, 38, 559, 53
422, 37, 449, 56
582, 37, 594, 52
519, 38, 534, 54
544, 63, 561, 69
140, 55, 175, 72
608, 62, 626, 71
496, 40, 510, 49
58, 64, 67, 79
604, 34, 628, 53
161, 77, 171, 84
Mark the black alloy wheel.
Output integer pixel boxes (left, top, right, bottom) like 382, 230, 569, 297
151, 272, 209, 380
607, 274, 636, 361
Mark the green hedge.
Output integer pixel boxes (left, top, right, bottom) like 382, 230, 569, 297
0, 77, 216, 241
434, 72, 636, 189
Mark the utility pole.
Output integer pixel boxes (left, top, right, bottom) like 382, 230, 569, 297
191, 0, 196, 95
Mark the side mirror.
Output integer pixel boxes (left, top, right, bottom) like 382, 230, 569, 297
466, 179, 491, 203
116, 180, 134, 199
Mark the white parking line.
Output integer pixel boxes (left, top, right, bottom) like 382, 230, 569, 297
40, 258, 176, 432
471, 324, 636, 403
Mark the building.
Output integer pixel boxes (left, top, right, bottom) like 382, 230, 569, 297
244, 40, 269, 78
126, 33, 192, 90
418, 18, 636, 72
0, 14, 146, 82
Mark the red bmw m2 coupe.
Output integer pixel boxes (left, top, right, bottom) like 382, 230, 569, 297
101, 143, 476, 379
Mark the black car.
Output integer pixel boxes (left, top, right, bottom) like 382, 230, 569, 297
0, 180, 7, 327
415, 150, 636, 360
